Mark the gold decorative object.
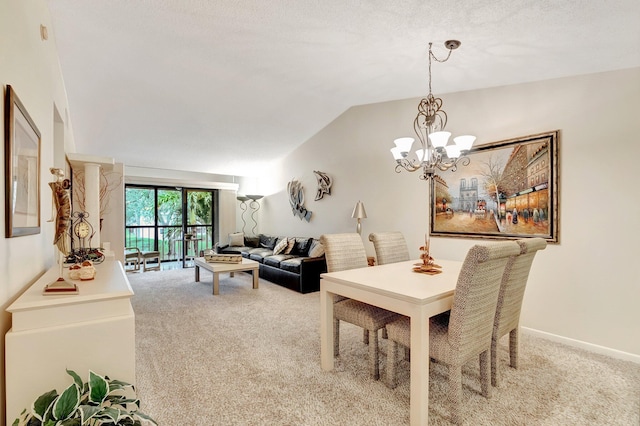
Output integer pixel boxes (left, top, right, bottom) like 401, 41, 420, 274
413, 234, 442, 275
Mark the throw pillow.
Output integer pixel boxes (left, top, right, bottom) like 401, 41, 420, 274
273, 238, 288, 255
291, 238, 311, 256
259, 234, 277, 249
228, 232, 244, 247
245, 236, 260, 248
308, 240, 325, 258
284, 238, 296, 254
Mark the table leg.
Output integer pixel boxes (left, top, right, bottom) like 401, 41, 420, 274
252, 269, 259, 289
195, 265, 200, 282
213, 272, 220, 295
320, 283, 335, 371
410, 309, 430, 425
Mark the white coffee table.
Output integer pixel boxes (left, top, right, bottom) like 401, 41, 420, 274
194, 257, 260, 295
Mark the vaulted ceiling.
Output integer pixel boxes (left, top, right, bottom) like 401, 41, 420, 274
46, 0, 640, 177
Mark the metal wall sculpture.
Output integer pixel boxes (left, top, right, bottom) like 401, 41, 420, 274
313, 170, 332, 200
287, 179, 312, 222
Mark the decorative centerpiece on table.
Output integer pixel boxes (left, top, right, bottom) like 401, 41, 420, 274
413, 234, 442, 275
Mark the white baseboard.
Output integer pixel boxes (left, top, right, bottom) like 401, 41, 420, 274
521, 327, 640, 364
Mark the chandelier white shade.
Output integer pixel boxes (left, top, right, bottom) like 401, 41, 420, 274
391, 40, 475, 181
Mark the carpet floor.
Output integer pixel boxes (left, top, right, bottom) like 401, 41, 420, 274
128, 268, 640, 425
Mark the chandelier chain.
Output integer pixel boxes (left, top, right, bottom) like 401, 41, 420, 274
427, 42, 455, 96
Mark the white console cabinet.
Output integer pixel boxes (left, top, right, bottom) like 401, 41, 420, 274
5, 261, 135, 424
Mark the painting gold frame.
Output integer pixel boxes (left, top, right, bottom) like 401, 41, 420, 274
431, 130, 559, 243
4, 85, 41, 237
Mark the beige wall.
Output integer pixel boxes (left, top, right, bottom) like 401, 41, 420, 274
0, 0, 76, 424
259, 68, 640, 359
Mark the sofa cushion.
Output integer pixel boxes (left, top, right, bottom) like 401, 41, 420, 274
273, 238, 288, 255
249, 248, 274, 262
307, 240, 325, 258
280, 257, 305, 274
264, 254, 296, 268
228, 232, 244, 247
218, 245, 246, 254
259, 234, 278, 249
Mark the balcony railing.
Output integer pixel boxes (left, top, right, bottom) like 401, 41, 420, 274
125, 225, 213, 262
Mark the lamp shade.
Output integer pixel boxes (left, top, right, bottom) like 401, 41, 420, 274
390, 146, 404, 160
453, 135, 476, 151
428, 131, 451, 148
444, 144, 461, 159
351, 201, 367, 219
393, 137, 414, 153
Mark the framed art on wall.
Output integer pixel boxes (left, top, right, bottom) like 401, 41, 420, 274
431, 130, 559, 243
4, 85, 41, 237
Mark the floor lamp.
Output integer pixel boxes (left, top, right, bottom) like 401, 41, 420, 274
247, 194, 263, 236
237, 196, 250, 234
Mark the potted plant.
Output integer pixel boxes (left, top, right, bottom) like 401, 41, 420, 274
13, 369, 157, 426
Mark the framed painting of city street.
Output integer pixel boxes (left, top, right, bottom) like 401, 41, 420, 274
430, 130, 559, 243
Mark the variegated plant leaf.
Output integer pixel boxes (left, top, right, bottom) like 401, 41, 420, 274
31, 389, 58, 421
52, 384, 79, 421
88, 371, 109, 404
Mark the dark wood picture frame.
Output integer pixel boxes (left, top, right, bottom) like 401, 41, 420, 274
431, 130, 559, 243
4, 85, 41, 237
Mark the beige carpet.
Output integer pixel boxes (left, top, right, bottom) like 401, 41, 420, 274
128, 268, 640, 425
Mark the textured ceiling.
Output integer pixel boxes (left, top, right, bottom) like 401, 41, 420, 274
46, 0, 640, 177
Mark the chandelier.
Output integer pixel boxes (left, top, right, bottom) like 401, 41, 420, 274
391, 40, 475, 181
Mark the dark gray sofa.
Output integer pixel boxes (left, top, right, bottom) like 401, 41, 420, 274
216, 233, 326, 294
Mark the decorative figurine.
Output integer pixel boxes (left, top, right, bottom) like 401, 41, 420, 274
413, 233, 442, 274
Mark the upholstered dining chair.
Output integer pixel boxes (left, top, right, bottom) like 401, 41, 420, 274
385, 240, 521, 425
491, 237, 547, 387
368, 231, 410, 265
320, 233, 401, 380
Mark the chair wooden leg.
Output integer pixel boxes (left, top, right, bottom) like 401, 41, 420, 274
333, 319, 340, 357
386, 340, 398, 388
480, 350, 492, 398
509, 328, 519, 368
449, 366, 462, 425
368, 329, 379, 380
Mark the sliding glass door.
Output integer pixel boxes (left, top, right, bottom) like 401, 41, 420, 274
184, 190, 214, 267
125, 185, 217, 266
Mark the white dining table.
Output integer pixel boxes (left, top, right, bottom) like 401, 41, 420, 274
320, 258, 463, 426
